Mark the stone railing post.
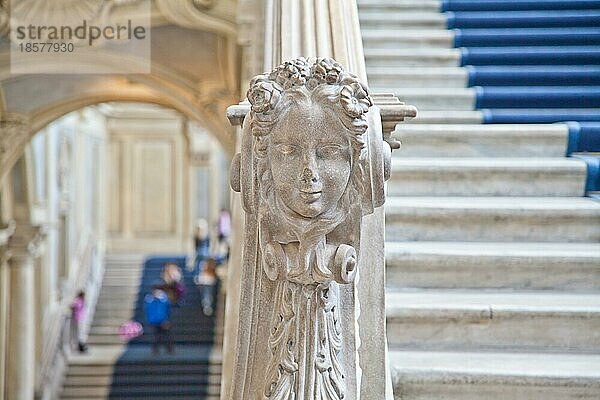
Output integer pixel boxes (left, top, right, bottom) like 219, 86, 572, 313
225, 53, 415, 399
221, 2, 416, 399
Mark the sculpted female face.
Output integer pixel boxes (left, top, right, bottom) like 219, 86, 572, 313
268, 103, 352, 218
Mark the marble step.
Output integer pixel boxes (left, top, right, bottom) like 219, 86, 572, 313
87, 337, 224, 346
385, 241, 600, 291
386, 290, 600, 352
362, 29, 453, 49
92, 318, 148, 327
62, 396, 219, 400
63, 373, 221, 387
95, 296, 139, 305
392, 124, 568, 157
365, 48, 460, 67
104, 261, 145, 268
368, 66, 467, 87
385, 197, 600, 242
373, 87, 475, 111
66, 363, 222, 377
61, 384, 220, 398
360, 11, 447, 28
405, 110, 483, 124
101, 275, 140, 281
89, 324, 224, 334
93, 307, 137, 315
390, 350, 600, 400
358, 0, 441, 12
100, 278, 141, 286
388, 158, 587, 196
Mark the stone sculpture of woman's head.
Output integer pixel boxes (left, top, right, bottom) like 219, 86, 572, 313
246, 57, 372, 222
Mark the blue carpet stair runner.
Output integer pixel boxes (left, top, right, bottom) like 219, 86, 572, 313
108, 256, 220, 399
443, 0, 600, 191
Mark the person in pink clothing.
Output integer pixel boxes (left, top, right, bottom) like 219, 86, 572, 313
217, 208, 231, 241
70, 290, 87, 352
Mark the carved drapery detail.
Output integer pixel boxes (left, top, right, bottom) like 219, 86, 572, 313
230, 57, 389, 399
0, 0, 8, 38
155, 0, 236, 36
192, 0, 217, 10
0, 115, 30, 184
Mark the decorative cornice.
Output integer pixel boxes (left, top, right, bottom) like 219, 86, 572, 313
371, 93, 417, 150
0, 219, 15, 247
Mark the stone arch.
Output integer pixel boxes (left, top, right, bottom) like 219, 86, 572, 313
1, 60, 237, 182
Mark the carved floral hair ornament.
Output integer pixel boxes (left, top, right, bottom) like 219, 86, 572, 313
247, 57, 373, 128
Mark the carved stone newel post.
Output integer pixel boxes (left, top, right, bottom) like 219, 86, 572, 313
229, 57, 390, 399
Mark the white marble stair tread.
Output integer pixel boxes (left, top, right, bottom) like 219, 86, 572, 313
393, 123, 569, 157
388, 157, 587, 196
389, 350, 600, 387
386, 241, 600, 259
405, 110, 483, 124
360, 11, 447, 28
365, 48, 460, 67
362, 29, 454, 48
385, 196, 600, 242
385, 241, 600, 290
358, 0, 441, 12
368, 66, 467, 87
386, 290, 600, 315
385, 290, 600, 351
372, 87, 476, 110
386, 196, 600, 212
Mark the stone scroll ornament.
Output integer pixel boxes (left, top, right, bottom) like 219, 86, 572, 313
229, 57, 390, 400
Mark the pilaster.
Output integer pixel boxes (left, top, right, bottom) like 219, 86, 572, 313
4, 222, 44, 400
0, 221, 15, 400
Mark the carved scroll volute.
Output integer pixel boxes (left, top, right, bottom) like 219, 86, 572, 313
229, 57, 385, 400
230, 116, 259, 214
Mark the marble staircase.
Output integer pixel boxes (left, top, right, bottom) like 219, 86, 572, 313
358, 0, 600, 399
59, 254, 222, 400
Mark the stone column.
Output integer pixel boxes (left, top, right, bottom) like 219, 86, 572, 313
5, 223, 43, 400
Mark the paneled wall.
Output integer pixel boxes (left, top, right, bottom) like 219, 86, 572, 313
105, 105, 189, 252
